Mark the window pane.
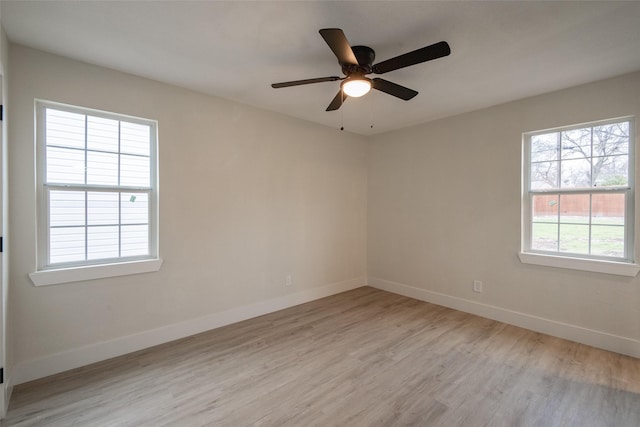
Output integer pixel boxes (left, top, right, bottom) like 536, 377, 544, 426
50, 227, 85, 264
532, 194, 558, 222
39, 103, 157, 268
531, 161, 558, 190
87, 116, 119, 153
121, 193, 148, 224
121, 122, 151, 156
559, 194, 589, 224
591, 225, 624, 258
120, 155, 150, 187
87, 151, 118, 185
88, 226, 119, 260
532, 223, 558, 251
526, 119, 631, 261
531, 133, 558, 162
559, 224, 589, 254
593, 154, 628, 187
46, 108, 85, 149
88, 192, 119, 225
121, 225, 149, 257
561, 128, 591, 160
591, 193, 625, 226
50, 191, 85, 227
46, 146, 85, 184
593, 122, 629, 156
560, 158, 591, 188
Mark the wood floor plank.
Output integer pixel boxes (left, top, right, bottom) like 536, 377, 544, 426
4, 287, 640, 426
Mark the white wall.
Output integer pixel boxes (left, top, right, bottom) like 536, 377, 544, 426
8, 45, 367, 384
0, 9, 12, 415
368, 71, 640, 357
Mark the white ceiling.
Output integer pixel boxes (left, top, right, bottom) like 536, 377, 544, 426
3, 1, 640, 135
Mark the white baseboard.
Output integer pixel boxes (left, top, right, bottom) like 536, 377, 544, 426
368, 276, 640, 359
2, 383, 12, 418
13, 275, 638, 386
12, 277, 366, 385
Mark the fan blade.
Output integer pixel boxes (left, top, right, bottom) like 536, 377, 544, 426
319, 28, 358, 65
373, 41, 450, 74
326, 90, 348, 111
272, 76, 341, 88
372, 78, 418, 100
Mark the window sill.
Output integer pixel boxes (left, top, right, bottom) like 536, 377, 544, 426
29, 258, 163, 286
518, 252, 640, 277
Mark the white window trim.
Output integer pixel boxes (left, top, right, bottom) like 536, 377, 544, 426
29, 258, 163, 286
518, 252, 640, 277
31, 100, 161, 286
520, 116, 639, 277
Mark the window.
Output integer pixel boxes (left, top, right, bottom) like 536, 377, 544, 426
30, 101, 161, 286
520, 117, 639, 276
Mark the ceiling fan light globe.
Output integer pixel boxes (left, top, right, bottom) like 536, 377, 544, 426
342, 79, 372, 97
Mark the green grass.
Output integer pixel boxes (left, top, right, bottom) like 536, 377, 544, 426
531, 217, 624, 257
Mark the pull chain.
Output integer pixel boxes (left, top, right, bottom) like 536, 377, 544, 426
340, 89, 345, 131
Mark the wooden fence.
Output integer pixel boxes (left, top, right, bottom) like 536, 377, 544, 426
533, 193, 624, 217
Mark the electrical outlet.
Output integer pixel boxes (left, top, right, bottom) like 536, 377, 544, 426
285, 274, 292, 287
473, 280, 483, 293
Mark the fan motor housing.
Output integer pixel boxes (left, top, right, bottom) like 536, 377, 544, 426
341, 45, 375, 76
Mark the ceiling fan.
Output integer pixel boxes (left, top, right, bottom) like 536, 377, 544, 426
271, 28, 451, 111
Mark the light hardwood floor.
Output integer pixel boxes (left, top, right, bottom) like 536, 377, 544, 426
3, 287, 640, 426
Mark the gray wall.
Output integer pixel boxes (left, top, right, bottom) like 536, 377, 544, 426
368, 72, 640, 355
7, 41, 640, 386
8, 45, 367, 383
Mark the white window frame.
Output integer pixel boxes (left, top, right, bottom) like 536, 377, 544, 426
519, 116, 640, 277
29, 100, 162, 286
